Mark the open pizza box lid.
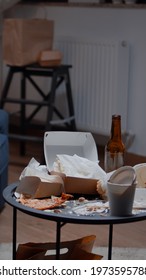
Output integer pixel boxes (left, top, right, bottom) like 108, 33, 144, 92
44, 131, 99, 195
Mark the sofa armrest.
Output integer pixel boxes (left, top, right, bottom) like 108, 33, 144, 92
0, 109, 9, 134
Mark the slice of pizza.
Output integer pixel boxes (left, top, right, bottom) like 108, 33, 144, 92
17, 193, 74, 210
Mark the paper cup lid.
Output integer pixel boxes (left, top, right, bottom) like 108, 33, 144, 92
109, 166, 136, 185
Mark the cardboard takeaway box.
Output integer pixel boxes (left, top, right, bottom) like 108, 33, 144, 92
44, 131, 99, 195
16, 131, 99, 199
16, 175, 65, 199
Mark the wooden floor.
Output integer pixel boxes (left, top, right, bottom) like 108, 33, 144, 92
1, 137, 146, 249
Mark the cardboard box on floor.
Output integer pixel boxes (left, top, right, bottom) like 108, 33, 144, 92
44, 131, 99, 195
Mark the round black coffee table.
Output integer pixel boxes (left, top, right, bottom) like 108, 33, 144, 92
3, 182, 146, 260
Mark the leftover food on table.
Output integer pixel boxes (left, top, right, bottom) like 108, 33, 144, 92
18, 156, 108, 198
17, 193, 74, 210
72, 201, 109, 216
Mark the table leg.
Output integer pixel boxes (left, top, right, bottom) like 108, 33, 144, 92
108, 224, 113, 260
13, 207, 17, 260
56, 221, 61, 260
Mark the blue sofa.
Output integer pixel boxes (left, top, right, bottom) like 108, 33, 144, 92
0, 109, 9, 209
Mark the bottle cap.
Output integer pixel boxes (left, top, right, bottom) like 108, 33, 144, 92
112, 114, 121, 119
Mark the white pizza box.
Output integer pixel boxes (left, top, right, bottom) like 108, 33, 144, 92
44, 131, 99, 195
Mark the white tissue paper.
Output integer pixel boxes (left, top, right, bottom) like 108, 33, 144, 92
53, 154, 104, 178
53, 154, 107, 196
19, 157, 59, 182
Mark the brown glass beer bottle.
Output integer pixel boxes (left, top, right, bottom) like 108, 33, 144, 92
104, 115, 125, 173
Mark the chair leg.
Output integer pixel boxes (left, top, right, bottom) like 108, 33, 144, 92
65, 68, 76, 131
45, 71, 58, 131
0, 68, 14, 108
20, 72, 26, 156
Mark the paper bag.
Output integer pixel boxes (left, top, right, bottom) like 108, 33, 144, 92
3, 18, 54, 66
16, 235, 103, 260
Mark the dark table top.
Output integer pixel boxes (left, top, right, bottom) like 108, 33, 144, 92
3, 182, 146, 225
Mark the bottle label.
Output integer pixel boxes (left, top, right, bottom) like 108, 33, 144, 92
104, 151, 124, 173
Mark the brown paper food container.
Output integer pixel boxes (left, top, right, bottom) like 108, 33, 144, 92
16, 176, 64, 198
3, 18, 54, 66
38, 50, 62, 67
64, 177, 98, 195
50, 170, 98, 195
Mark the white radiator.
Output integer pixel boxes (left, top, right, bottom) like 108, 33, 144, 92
54, 37, 130, 135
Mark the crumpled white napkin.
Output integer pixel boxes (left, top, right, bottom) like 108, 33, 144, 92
19, 157, 63, 183
53, 154, 107, 192
53, 154, 102, 177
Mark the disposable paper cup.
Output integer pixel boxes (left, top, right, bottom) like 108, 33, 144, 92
107, 181, 136, 216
